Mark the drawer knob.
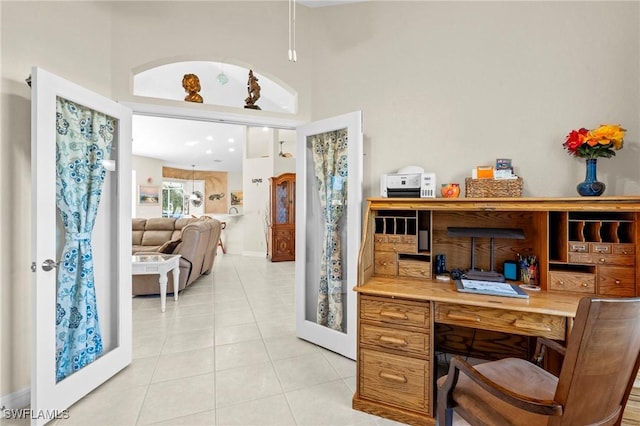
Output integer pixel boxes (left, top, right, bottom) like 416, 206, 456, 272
382, 262, 387, 266
379, 335, 408, 346
559, 281, 565, 286
379, 310, 408, 320
379, 371, 407, 384
615, 279, 621, 285
622, 250, 629, 254
582, 283, 588, 287
599, 258, 606, 263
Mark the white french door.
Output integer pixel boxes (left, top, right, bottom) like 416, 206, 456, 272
31, 67, 132, 425
295, 111, 363, 360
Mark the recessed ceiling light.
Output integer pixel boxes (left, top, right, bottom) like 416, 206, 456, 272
205, 149, 213, 154
213, 159, 222, 163
262, 127, 269, 132
228, 138, 235, 143
228, 148, 235, 152
206, 135, 213, 141
185, 140, 199, 146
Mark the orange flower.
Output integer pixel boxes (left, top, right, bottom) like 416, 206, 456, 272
563, 124, 625, 159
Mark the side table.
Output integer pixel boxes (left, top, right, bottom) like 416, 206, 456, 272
132, 254, 181, 312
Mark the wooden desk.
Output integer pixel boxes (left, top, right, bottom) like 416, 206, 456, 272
353, 277, 582, 425
352, 197, 640, 425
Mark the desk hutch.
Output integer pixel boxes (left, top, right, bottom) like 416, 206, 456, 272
352, 197, 640, 425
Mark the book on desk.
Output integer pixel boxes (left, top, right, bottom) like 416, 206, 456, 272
455, 279, 529, 299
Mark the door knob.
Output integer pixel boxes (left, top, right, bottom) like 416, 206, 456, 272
41, 259, 60, 271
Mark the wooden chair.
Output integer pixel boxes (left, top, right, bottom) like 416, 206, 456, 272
437, 297, 640, 426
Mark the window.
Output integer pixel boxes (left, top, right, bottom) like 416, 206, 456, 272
162, 181, 186, 218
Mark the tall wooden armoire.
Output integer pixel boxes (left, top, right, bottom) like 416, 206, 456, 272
268, 173, 296, 262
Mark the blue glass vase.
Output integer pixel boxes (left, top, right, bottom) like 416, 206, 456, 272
577, 158, 605, 196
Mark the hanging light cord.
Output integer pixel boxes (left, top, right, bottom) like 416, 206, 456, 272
288, 0, 297, 62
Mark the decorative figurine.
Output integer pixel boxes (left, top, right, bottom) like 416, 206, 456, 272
182, 73, 203, 103
244, 69, 261, 110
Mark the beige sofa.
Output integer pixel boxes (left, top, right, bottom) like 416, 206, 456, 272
132, 217, 222, 295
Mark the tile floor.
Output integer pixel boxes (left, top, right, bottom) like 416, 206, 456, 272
20, 254, 405, 426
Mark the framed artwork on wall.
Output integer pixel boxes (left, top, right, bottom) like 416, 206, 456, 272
231, 191, 243, 205
138, 185, 159, 205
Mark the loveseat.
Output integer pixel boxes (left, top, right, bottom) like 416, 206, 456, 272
131, 217, 222, 295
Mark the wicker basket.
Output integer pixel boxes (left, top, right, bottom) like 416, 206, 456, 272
465, 177, 523, 198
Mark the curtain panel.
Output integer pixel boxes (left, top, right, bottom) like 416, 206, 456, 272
311, 128, 348, 332
55, 97, 114, 381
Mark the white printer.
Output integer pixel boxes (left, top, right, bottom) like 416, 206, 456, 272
380, 166, 436, 198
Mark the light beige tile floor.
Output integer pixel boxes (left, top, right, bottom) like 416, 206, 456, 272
12, 254, 404, 426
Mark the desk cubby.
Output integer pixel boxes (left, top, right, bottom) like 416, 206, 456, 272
373, 210, 431, 277
550, 211, 637, 297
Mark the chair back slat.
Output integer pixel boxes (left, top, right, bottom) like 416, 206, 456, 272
551, 298, 640, 426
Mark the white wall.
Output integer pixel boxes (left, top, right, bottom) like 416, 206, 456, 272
243, 127, 275, 256
132, 155, 163, 218
1, 1, 114, 403
1, 0, 639, 405
274, 129, 296, 176
310, 2, 640, 198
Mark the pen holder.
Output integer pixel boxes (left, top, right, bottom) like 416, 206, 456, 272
521, 265, 536, 284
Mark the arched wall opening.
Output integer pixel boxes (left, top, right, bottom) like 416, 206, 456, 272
133, 60, 298, 114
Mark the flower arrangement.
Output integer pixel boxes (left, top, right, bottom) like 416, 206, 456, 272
563, 124, 626, 159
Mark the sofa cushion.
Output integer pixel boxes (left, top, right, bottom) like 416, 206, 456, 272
145, 217, 177, 230
175, 218, 195, 229
157, 238, 182, 254
141, 230, 174, 247
132, 218, 146, 245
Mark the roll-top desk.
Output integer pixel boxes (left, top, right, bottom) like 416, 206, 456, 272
352, 197, 640, 425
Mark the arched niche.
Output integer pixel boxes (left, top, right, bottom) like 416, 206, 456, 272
133, 60, 297, 114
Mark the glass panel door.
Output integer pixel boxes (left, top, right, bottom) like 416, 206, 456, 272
295, 111, 362, 360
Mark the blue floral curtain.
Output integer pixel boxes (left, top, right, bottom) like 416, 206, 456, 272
55, 97, 114, 381
311, 128, 348, 332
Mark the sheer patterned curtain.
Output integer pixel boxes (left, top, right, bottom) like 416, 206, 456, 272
311, 128, 348, 332
55, 97, 114, 381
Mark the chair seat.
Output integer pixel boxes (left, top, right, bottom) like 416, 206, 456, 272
437, 358, 558, 426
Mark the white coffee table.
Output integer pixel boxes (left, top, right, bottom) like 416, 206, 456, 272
132, 254, 181, 312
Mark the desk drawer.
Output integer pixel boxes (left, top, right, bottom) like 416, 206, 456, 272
360, 349, 429, 413
548, 271, 595, 294
374, 252, 397, 275
598, 266, 636, 297
361, 323, 429, 356
434, 303, 566, 340
614, 244, 635, 255
361, 296, 429, 329
568, 252, 635, 266
375, 238, 417, 254
398, 259, 431, 279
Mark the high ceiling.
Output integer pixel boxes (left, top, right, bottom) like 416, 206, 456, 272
132, 115, 249, 172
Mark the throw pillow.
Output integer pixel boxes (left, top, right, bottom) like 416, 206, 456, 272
157, 238, 182, 254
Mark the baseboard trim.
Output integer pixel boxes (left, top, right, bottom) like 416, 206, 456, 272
1, 387, 30, 409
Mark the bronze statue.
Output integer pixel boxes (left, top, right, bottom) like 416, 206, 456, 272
182, 73, 203, 103
244, 69, 261, 110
